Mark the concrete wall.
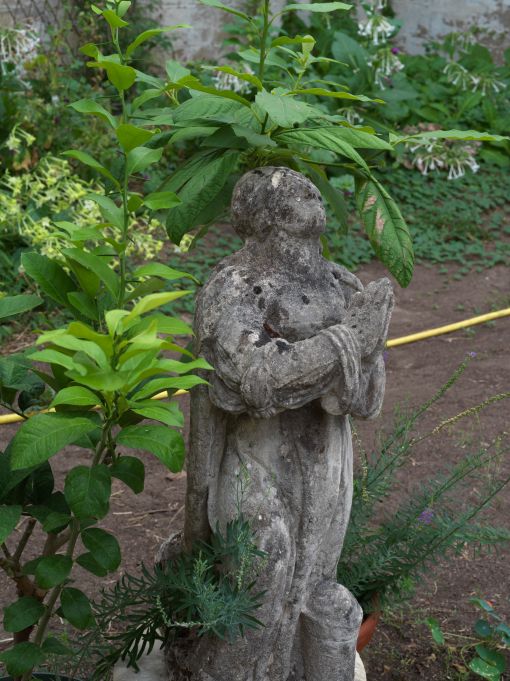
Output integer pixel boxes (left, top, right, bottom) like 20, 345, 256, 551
392, 0, 510, 56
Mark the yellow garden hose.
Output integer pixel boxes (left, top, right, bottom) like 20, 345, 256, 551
0, 307, 509, 426
386, 307, 510, 347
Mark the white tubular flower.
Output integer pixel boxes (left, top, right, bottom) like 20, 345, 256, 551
443, 62, 472, 91
471, 72, 507, 96
358, 13, 395, 46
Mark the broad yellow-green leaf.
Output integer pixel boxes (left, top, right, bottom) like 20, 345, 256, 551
102, 9, 128, 28
282, 2, 352, 12
127, 291, 192, 320
50, 386, 99, 409
143, 191, 181, 210
134, 262, 198, 283
276, 127, 370, 171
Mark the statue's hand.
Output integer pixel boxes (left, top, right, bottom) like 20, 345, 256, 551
343, 278, 393, 358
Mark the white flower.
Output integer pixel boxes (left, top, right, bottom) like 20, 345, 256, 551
358, 14, 395, 46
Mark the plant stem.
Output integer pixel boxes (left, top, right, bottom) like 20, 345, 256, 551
12, 518, 36, 564
258, 0, 270, 83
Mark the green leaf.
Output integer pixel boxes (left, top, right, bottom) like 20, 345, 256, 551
392, 129, 510, 145
135, 374, 207, 400
470, 598, 496, 613
127, 291, 191, 319
110, 456, 145, 493
475, 645, 506, 673
35, 555, 73, 589
255, 90, 316, 128
117, 425, 185, 472
198, 0, 252, 21
0, 505, 22, 544
60, 587, 95, 629
10, 413, 99, 470
166, 59, 191, 82
143, 191, 181, 210
166, 151, 239, 244
134, 262, 198, 284
3, 597, 45, 633
50, 386, 99, 408
0, 642, 44, 676
271, 35, 316, 48
276, 127, 370, 171
126, 25, 189, 58
130, 400, 184, 428
0, 294, 42, 320
116, 123, 155, 153
42, 636, 72, 656
287, 125, 391, 150
131, 87, 163, 112
63, 150, 118, 186
206, 65, 262, 91
64, 465, 111, 520
63, 248, 120, 299
83, 193, 124, 229
172, 96, 248, 125
28, 348, 82, 373
21, 252, 75, 308
475, 619, 493, 639
102, 8, 128, 28
469, 657, 501, 680
177, 75, 251, 106
76, 552, 108, 577
37, 329, 108, 367
355, 176, 414, 287
69, 98, 116, 128
102, 61, 137, 91
294, 87, 378, 103
126, 146, 164, 175
81, 528, 121, 572
426, 617, 445, 645
282, 1, 351, 11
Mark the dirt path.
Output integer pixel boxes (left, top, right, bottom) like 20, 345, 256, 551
1, 260, 509, 679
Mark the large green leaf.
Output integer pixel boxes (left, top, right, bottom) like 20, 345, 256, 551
166, 151, 239, 244
3, 597, 45, 633
0, 505, 22, 544
255, 90, 316, 128
134, 263, 198, 283
21, 252, 75, 308
172, 96, 249, 125
134, 375, 207, 400
276, 127, 370, 171
60, 587, 95, 629
127, 291, 191, 319
117, 425, 185, 472
468, 657, 501, 680
0, 642, 44, 676
293, 87, 378, 103
64, 465, 111, 520
10, 413, 99, 470
143, 191, 181, 210
37, 329, 108, 367
34, 555, 73, 589
0, 295, 42, 320
81, 528, 121, 571
355, 176, 414, 287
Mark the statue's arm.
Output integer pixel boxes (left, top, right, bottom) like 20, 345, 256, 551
204, 310, 363, 418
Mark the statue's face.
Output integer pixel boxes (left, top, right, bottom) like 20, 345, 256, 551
231, 167, 326, 241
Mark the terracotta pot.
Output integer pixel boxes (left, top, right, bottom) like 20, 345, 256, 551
356, 609, 381, 652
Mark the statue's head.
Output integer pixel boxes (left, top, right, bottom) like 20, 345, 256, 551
231, 167, 326, 241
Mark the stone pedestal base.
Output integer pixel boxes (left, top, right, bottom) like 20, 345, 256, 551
113, 647, 367, 681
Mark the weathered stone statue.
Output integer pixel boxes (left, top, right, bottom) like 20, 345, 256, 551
161, 167, 393, 681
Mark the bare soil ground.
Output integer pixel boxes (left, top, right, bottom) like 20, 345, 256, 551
1, 258, 509, 680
